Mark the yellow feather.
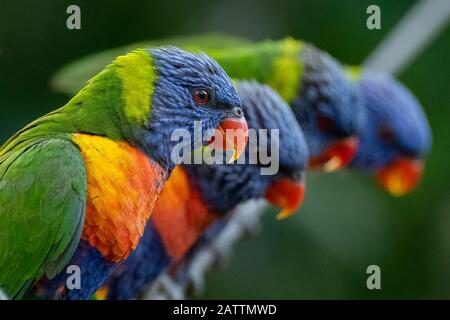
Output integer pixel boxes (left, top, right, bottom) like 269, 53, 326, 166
268, 38, 303, 103
115, 49, 157, 127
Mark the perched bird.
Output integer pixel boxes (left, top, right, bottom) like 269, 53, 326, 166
48, 35, 363, 300
0, 47, 247, 299
349, 71, 432, 196
203, 40, 361, 172
51, 34, 362, 173
96, 81, 309, 300
157, 70, 434, 298
130, 38, 432, 298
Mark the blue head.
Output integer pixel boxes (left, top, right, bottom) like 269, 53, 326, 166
185, 80, 309, 219
141, 47, 246, 171
292, 45, 362, 172
351, 71, 432, 196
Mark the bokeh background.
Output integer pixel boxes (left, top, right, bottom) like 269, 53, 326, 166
1, 0, 449, 299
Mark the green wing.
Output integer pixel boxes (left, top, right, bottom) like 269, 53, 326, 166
51, 33, 252, 95
0, 138, 87, 299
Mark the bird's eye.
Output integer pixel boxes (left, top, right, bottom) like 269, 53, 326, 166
193, 89, 209, 105
378, 124, 395, 142
317, 114, 336, 133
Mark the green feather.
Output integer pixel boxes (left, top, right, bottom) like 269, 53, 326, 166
52, 33, 306, 103
1, 49, 156, 159
0, 138, 87, 299
51, 33, 251, 95
0, 49, 157, 299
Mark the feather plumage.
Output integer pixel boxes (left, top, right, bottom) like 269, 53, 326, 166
0, 47, 243, 299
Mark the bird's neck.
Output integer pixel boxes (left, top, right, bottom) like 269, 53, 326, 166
184, 163, 269, 213
208, 38, 304, 103
1, 50, 165, 165
61, 49, 156, 143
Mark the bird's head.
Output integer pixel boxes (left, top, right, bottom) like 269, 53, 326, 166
137, 47, 247, 170
351, 71, 432, 196
186, 81, 309, 219
292, 45, 362, 172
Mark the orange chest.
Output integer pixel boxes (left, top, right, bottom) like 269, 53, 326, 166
72, 133, 166, 262
151, 166, 218, 261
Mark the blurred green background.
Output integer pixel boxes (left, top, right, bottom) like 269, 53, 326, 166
1, 0, 449, 299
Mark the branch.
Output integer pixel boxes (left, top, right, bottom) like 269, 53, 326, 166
364, 0, 450, 75
142, 200, 268, 299
0, 288, 8, 300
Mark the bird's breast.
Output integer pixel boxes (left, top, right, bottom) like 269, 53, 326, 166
151, 166, 218, 261
72, 133, 166, 263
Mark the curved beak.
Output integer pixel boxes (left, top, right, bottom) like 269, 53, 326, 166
264, 178, 306, 220
309, 137, 359, 172
208, 116, 249, 162
376, 157, 424, 196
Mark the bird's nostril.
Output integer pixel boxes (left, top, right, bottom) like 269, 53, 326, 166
233, 107, 244, 118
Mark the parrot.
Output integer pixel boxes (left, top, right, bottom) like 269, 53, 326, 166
93, 80, 309, 300
50, 35, 433, 300
46, 34, 364, 300
50, 34, 362, 174
111, 37, 430, 298
349, 70, 432, 196
0, 47, 248, 299
62, 33, 429, 194
156, 70, 433, 298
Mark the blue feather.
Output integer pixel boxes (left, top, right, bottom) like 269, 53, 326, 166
351, 71, 432, 171
103, 81, 309, 299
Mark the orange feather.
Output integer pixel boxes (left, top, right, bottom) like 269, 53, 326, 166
151, 166, 217, 261
72, 133, 166, 262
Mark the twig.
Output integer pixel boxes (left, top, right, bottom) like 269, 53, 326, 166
364, 0, 450, 75
0, 288, 8, 300
141, 274, 186, 300
144, 200, 267, 299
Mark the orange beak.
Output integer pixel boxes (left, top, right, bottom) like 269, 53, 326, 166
264, 178, 306, 220
376, 157, 424, 196
209, 117, 249, 162
309, 137, 359, 172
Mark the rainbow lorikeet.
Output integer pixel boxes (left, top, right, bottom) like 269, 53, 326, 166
54, 36, 432, 298
66, 34, 427, 194
349, 71, 431, 196
51, 34, 362, 174
93, 80, 309, 300
0, 47, 248, 300
175, 35, 431, 194
160, 71, 433, 297
127, 38, 430, 297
